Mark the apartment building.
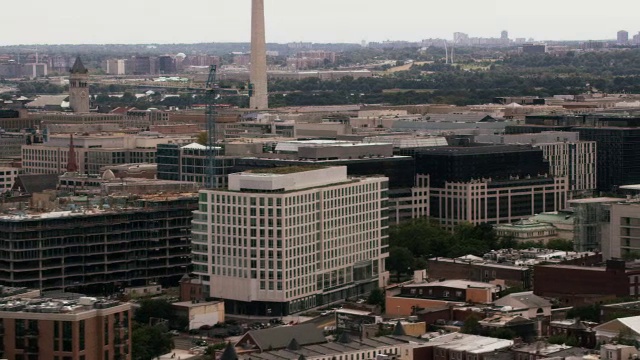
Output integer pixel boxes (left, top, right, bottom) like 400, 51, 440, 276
0, 296, 131, 360
0, 192, 196, 293
22, 133, 191, 175
192, 166, 390, 316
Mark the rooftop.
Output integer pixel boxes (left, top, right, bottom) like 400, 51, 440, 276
425, 333, 514, 354
403, 279, 497, 290
0, 192, 197, 221
245, 165, 327, 175
417, 144, 541, 156
0, 296, 126, 315
173, 300, 223, 308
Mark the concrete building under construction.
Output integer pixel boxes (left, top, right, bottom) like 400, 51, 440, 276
0, 191, 197, 294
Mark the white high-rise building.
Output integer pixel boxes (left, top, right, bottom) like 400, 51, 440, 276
192, 166, 389, 316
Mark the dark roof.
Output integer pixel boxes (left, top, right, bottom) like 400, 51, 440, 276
70, 57, 88, 74
417, 144, 539, 156
12, 174, 59, 194
236, 323, 326, 352
287, 338, 301, 351
392, 321, 407, 336
336, 332, 351, 344
220, 342, 238, 360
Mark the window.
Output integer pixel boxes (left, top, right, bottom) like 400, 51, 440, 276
79, 320, 85, 351
63, 322, 73, 352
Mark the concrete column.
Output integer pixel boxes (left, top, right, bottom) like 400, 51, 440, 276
250, 0, 269, 110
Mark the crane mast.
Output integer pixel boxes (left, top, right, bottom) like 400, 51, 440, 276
205, 65, 220, 189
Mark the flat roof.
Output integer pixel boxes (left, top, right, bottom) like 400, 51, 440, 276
245, 165, 327, 175
417, 144, 540, 156
173, 300, 223, 308
569, 197, 622, 204
404, 279, 496, 290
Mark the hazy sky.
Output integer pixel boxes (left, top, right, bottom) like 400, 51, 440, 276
2, 0, 639, 45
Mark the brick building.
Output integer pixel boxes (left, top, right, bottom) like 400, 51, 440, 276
0, 296, 131, 360
534, 260, 640, 306
427, 258, 533, 289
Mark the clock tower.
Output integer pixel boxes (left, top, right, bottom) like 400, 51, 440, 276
69, 56, 90, 113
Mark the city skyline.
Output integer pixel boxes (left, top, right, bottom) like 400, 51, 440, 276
1, 0, 640, 46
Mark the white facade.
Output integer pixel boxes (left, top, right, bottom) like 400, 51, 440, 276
606, 202, 640, 260
0, 167, 19, 191
192, 166, 389, 315
412, 175, 569, 229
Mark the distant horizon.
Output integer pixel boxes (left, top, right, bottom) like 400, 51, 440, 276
0, 37, 623, 48
1, 0, 638, 46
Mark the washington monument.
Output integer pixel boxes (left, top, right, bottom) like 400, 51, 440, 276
250, 0, 269, 110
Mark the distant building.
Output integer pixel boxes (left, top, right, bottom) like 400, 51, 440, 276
522, 44, 547, 54
22, 63, 48, 78
132, 56, 157, 75
0, 296, 132, 360
104, 59, 128, 75
192, 166, 390, 316
618, 30, 629, 44
158, 55, 177, 74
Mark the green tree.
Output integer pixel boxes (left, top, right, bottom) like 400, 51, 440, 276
132, 324, 174, 360
387, 247, 415, 282
549, 334, 579, 346
367, 288, 386, 312
461, 314, 481, 335
546, 239, 574, 251
566, 304, 600, 322
134, 299, 174, 325
196, 131, 209, 146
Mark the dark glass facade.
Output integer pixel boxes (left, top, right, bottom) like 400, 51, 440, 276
415, 145, 551, 187
577, 127, 640, 192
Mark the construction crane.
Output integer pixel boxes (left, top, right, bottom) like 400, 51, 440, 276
205, 65, 220, 189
